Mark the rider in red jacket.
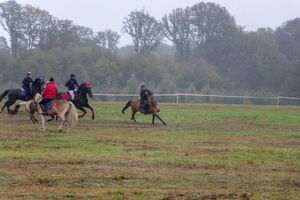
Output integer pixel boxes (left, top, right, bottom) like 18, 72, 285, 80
40, 77, 58, 113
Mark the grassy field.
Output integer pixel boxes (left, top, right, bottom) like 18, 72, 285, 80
0, 102, 299, 199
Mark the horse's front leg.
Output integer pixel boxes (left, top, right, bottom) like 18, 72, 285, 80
152, 114, 155, 125
154, 114, 166, 125
40, 115, 46, 131
85, 104, 95, 120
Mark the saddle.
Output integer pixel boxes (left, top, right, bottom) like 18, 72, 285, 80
21, 88, 31, 100
21, 89, 27, 97
140, 99, 150, 112
64, 91, 78, 102
40, 100, 54, 113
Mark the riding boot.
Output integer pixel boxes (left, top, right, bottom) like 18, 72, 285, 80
40, 103, 47, 115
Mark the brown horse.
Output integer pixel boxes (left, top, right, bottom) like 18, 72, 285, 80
34, 93, 78, 131
122, 95, 166, 125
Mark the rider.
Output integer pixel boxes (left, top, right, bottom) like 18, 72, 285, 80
22, 72, 33, 98
39, 77, 58, 114
139, 85, 153, 111
65, 74, 79, 101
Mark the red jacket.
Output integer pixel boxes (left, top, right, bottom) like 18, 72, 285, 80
42, 82, 58, 99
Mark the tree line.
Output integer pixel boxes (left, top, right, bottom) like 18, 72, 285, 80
0, 0, 299, 96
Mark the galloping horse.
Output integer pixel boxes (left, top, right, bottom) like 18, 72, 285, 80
122, 95, 166, 125
34, 93, 78, 131
61, 82, 95, 120
12, 100, 56, 123
0, 78, 44, 114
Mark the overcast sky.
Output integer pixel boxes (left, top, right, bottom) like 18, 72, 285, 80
0, 0, 299, 46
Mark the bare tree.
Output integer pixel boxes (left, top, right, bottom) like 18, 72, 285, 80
190, 2, 237, 46
123, 9, 162, 55
162, 8, 192, 61
95, 29, 120, 51
0, 0, 23, 57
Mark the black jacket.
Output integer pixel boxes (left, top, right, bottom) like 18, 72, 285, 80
65, 78, 79, 90
22, 77, 33, 89
140, 89, 152, 100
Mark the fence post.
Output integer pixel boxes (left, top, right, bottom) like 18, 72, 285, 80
176, 94, 179, 104
277, 96, 280, 106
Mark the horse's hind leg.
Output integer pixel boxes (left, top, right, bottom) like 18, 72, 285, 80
77, 106, 87, 118
30, 114, 36, 123
58, 114, 66, 132
0, 101, 8, 113
131, 111, 137, 122
6, 100, 16, 115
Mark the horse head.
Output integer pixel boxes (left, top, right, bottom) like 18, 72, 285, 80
33, 93, 42, 103
79, 82, 93, 98
32, 78, 45, 94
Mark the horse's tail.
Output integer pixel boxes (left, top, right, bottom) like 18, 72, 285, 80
122, 100, 132, 114
66, 102, 78, 128
0, 90, 10, 102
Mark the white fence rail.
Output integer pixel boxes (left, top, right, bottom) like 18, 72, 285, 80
93, 93, 300, 106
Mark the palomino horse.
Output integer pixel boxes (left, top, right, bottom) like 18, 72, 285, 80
122, 95, 166, 125
12, 100, 56, 123
34, 94, 78, 131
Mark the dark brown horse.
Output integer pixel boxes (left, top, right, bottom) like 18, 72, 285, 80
122, 95, 166, 125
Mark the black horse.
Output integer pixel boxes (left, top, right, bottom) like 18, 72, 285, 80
0, 78, 44, 114
61, 82, 95, 120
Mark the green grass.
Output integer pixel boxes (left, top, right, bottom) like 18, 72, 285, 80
0, 102, 299, 199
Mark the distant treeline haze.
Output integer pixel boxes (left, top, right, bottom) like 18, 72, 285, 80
0, 0, 299, 96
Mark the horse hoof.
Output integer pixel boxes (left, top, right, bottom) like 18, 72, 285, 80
59, 129, 63, 133
39, 128, 46, 132
92, 116, 95, 120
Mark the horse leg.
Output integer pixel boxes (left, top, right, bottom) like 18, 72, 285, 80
30, 114, 36, 123
57, 113, 66, 132
0, 101, 8, 113
152, 114, 155, 125
85, 104, 95, 120
154, 114, 166, 125
40, 115, 46, 131
47, 115, 54, 122
6, 100, 16, 115
131, 111, 137, 122
77, 106, 87, 118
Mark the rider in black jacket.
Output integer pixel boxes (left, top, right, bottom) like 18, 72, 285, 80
140, 85, 152, 110
22, 72, 33, 97
65, 74, 79, 100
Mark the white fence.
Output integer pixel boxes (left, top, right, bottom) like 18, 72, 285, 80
93, 93, 300, 106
